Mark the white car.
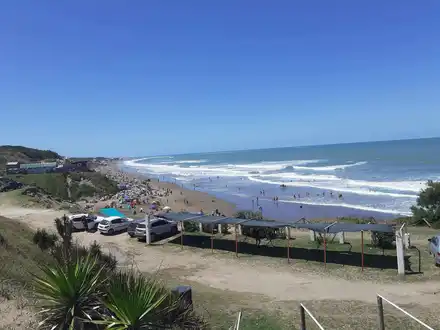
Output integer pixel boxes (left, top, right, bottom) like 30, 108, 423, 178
135, 218, 178, 242
98, 216, 131, 235
69, 214, 105, 231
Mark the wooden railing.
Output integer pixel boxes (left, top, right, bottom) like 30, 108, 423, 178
377, 294, 434, 330
299, 303, 325, 330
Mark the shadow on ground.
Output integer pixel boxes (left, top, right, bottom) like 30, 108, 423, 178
170, 234, 413, 271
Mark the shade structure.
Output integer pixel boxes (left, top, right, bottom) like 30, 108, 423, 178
288, 222, 394, 234
159, 213, 394, 234
215, 217, 250, 225
159, 212, 394, 269
161, 212, 204, 222
99, 208, 126, 218
193, 215, 227, 225
242, 220, 285, 228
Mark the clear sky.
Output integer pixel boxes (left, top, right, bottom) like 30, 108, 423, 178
1, 1, 439, 157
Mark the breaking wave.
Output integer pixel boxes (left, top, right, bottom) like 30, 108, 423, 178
124, 158, 423, 197
275, 198, 412, 216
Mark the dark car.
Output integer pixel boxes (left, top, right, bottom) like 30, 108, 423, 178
127, 219, 145, 237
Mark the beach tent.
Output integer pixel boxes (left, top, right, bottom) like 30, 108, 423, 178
100, 208, 126, 218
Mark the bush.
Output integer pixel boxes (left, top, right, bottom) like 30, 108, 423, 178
184, 221, 199, 232
411, 180, 440, 226
337, 217, 374, 224
235, 210, 263, 220
32, 228, 58, 251
234, 210, 281, 239
371, 231, 395, 249
50, 239, 118, 274
0, 233, 7, 247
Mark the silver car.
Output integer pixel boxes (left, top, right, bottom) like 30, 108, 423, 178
98, 216, 130, 235
69, 214, 105, 231
135, 218, 178, 242
428, 235, 440, 266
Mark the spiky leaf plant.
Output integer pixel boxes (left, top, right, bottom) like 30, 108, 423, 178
33, 254, 106, 329
95, 271, 205, 329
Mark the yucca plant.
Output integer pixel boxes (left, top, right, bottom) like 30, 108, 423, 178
54, 215, 73, 263
33, 254, 107, 329
95, 271, 205, 329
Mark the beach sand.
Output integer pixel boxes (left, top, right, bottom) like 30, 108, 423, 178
94, 162, 236, 217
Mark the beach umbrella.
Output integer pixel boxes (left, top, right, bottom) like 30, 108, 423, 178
163, 206, 171, 212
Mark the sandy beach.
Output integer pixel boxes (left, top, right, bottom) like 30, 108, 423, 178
94, 161, 236, 217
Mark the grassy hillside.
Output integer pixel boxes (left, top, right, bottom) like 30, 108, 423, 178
9, 173, 69, 199
0, 145, 62, 168
69, 172, 119, 199
0, 216, 53, 285
8, 172, 119, 201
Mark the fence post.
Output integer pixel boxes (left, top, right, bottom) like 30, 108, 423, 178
300, 305, 306, 330
377, 295, 385, 330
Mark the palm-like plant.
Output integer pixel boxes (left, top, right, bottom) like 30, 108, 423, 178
54, 215, 73, 263
96, 271, 205, 329
33, 254, 106, 329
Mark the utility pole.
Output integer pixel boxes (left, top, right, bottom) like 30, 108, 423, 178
146, 213, 151, 245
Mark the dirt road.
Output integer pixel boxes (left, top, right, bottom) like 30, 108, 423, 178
2, 205, 440, 309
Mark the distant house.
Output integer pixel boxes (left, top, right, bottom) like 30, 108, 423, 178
5, 162, 20, 174
54, 160, 90, 173
70, 160, 89, 171
20, 162, 57, 174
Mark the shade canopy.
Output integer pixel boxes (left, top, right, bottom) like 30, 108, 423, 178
100, 208, 126, 218
242, 220, 286, 228
160, 212, 394, 233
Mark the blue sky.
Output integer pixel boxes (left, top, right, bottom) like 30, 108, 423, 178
1, 1, 439, 157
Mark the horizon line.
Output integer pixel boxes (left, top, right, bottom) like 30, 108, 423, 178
130, 135, 440, 159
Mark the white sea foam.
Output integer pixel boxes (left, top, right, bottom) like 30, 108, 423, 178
247, 176, 418, 199
292, 161, 367, 171
273, 198, 412, 216
161, 159, 207, 164
124, 158, 424, 199
124, 156, 173, 166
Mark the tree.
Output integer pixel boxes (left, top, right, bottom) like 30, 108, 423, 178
411, 180, 440, 226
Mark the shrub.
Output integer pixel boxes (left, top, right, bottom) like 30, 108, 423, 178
235, 210, 263, 220
337, 217, 373, 224
371, 231, 395, 249
32, 228, 58, 251
411, 180, 440, 226
0, 233, 7, 247
184, 221, 199, 232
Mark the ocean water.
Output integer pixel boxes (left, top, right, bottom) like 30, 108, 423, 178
122, 138, 440, 221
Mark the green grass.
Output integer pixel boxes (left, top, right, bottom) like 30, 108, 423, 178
0, 145, 61, 168
155, 266, 440, 330
0, 216, 54, 287
176, 224, 440, 283
69, 171, 119, 198
7, 171, 119, 201
9, 173, 69, 200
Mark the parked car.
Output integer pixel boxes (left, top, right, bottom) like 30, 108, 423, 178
135, 218, 178, 242
69, 214, 105, 231
127, 219, 146, 237
428, 235, 440, 266
98, 216, 131, 235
